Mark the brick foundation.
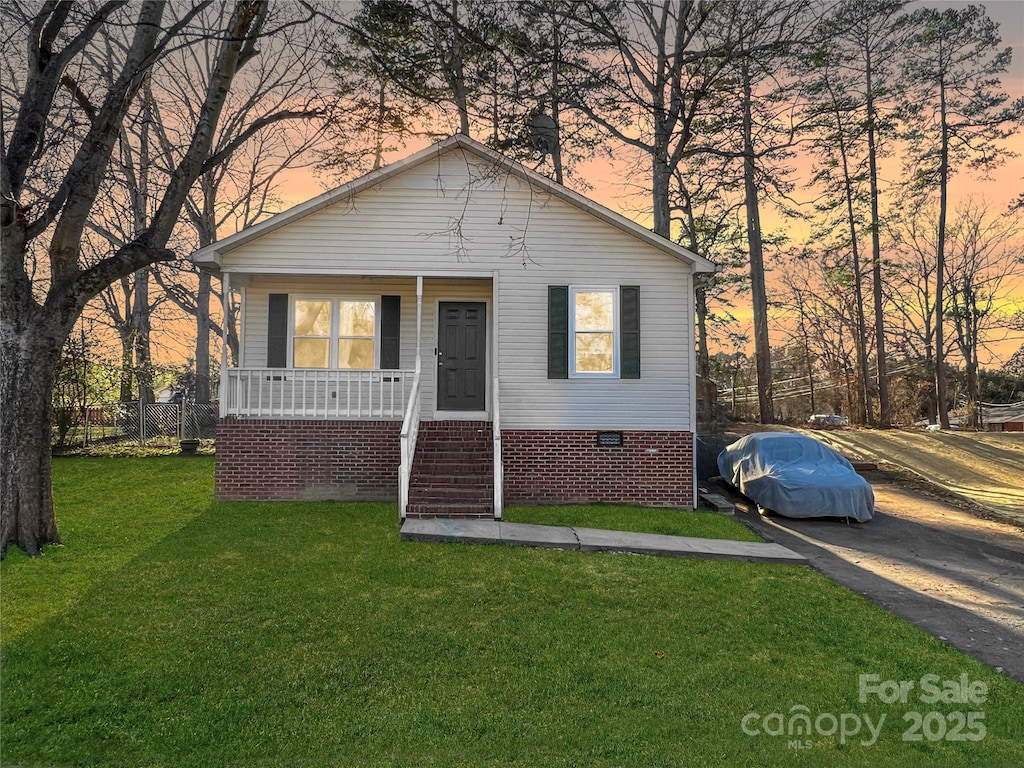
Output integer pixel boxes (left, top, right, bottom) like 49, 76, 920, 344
502, 430, 694, 508
215, 418, 401, 501
216, 420, 694, 508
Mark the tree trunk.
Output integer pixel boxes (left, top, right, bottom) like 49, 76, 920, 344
651, 149, 672, 238
837, 121, 870, 425
865, 49, 889, 426
680, 201, 710, 381
1, 296, 66, 557
742, 60, 773, 424
372, 80, 387, 171
195, 271, 212, 403
695, 280, 710, 381
449, 0, 471, 136
966, 357, 980, 429
934, 78, 950, 428
549, 7, 564, 185
132, 267, 154, 405
797, 293, 816, 415
118, 324, 135, 402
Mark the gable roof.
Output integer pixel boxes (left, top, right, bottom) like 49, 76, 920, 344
191, 133, 718, 273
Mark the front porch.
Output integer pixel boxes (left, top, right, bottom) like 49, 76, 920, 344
223, 367, 415, 420
215, 273, 504, 519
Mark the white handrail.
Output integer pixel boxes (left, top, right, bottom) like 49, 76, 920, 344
398, 365, 422, 520
224, 368, 414, 419
492, 376, 503, 519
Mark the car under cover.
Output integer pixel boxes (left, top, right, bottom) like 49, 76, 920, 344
717, 432, 875, 522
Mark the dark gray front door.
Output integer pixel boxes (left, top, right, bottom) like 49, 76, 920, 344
437, 302, 487, 411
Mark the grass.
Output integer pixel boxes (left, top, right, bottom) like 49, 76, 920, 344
504, 504, 762, 541
1, 458, 1022, 768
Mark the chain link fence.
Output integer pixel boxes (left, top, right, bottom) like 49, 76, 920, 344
52, 401, 218, 448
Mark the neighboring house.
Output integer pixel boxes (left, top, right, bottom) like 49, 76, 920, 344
192, 134, 717, 518
982, 403, 1024, 432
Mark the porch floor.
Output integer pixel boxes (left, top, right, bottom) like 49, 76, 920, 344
399, 519, 806, 565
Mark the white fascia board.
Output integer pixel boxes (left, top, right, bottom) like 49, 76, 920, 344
222, 266, 496, 279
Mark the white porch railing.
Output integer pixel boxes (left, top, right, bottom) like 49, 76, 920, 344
398, 367, 423, 520
223, 368, 414, 419
492, 376, 503, 519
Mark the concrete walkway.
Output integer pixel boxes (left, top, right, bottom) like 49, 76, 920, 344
400, 517, 807, 565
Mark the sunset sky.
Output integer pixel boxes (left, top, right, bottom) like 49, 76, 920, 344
250, 0, 1022, 370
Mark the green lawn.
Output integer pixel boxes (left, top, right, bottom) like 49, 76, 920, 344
2, 458, 1022, 768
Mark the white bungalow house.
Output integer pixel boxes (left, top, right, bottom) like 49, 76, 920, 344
192, 134, 717, 518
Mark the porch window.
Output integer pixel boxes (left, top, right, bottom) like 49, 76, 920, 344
337, 300, 376, 368
292, 298, 376, 369
570, 287, 618, 377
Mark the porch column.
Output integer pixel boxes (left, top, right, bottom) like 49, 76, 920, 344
491, 270, 499, 380
219, 271, 230, 417
415, 275, 423, 372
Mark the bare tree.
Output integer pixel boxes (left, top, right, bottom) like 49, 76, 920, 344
671, 152, 747, 381
569, 1, 736, 239
777, 251, 862, 420
150, 11, 331, 402
883, 198, 955, 423
945, 201, 1024, 427
899, 4, 1024, 428
803, 0, 910, 425
1, 1, 321, 557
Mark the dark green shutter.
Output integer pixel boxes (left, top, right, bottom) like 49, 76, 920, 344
547, 286, 569, 379
267, 293, 289, 368
620, 286, 640, 379
380, 295, 401, 369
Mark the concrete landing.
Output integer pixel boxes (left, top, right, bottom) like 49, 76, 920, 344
400, 518, 807, 565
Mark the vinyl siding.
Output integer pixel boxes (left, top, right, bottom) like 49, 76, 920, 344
498, 262, 692, 431
225, 151, 695, 431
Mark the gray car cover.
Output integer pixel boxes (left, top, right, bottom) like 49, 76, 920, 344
718, 432, 874, 522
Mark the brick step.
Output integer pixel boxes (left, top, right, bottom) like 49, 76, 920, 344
410, 473, 492, 486
409, 483, 489, 495
419, 422, 491, 430
417, 436, 490, 442
415, 445, 493, 455
411, 495, 491, 507
416, 441, 491, 449
418, 431, 492, 440
412, 462, 492, 474
406, 502, 494, 517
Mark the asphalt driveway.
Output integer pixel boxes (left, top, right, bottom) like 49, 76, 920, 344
726, 472, 1024, 684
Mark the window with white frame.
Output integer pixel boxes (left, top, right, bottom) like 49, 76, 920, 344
570, 287, 618, 377
292, 298, 377, 369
